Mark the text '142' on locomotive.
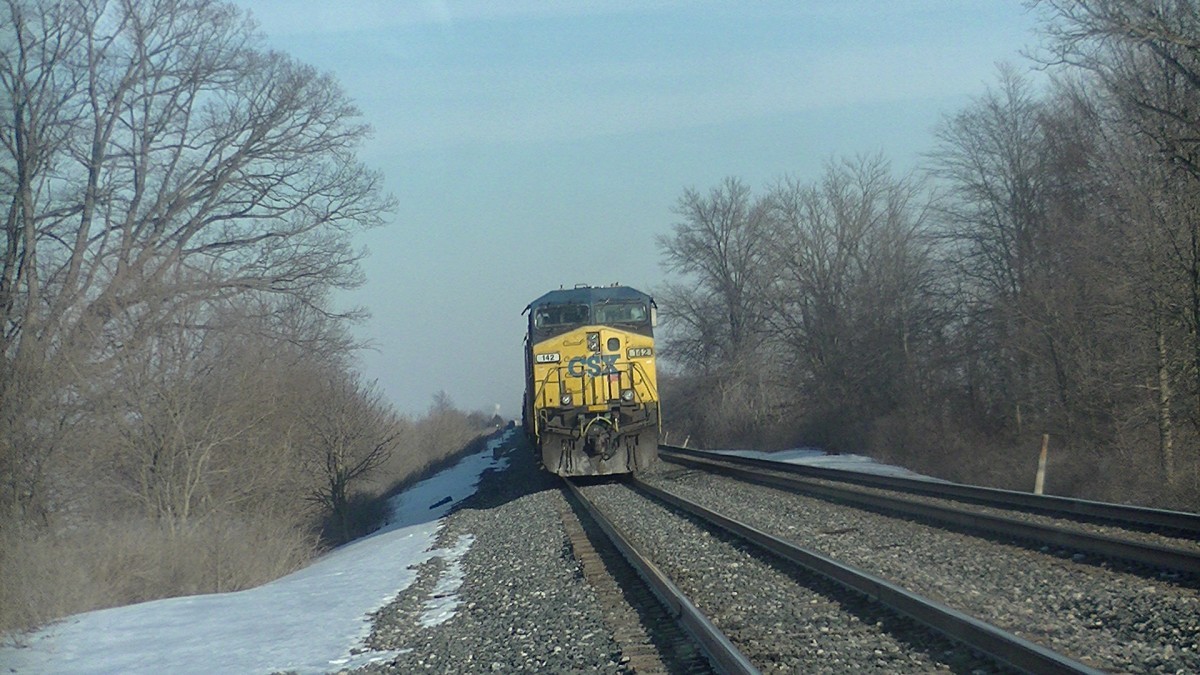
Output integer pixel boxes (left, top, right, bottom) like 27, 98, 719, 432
522, 284, 660, 476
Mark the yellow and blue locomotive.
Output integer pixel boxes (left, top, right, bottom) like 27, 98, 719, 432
523, 285, 659, 476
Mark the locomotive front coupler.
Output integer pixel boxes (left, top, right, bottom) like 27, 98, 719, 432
578, 415, 619, 460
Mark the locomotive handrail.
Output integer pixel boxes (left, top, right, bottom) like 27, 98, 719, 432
532, 366, 561, 409
628, 361, 658, 401
531, 366, 569, 439
629, 361, 661, 433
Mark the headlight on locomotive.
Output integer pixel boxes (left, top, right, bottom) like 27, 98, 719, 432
560, 393, 573, 406
621, 388, 635, 402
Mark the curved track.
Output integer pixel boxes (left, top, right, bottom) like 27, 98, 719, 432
661, 445, 1200, 534
660, 446, 1200, 576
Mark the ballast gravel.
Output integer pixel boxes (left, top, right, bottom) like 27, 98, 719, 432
350, 438, 1197, 673
580, 481, 1015, 674
641, 463, 1200, 674
355, 438, 627, 674
780, 472, 1200, 554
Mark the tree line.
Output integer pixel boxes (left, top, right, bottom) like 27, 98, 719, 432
0, 0, 492, 633
657, 1, 1200, 510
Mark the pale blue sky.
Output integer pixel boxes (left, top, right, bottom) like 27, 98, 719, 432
234, 1, 1043, 418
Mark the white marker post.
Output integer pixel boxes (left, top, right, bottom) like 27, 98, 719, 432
1034, 433, 1049, 495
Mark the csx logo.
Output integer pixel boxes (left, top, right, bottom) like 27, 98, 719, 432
567, 354, 619, 377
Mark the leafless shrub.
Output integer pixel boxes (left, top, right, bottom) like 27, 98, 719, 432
300, 373, 399, 543
0, 515, 317, 634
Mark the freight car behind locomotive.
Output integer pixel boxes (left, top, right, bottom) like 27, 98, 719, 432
522, 285, 660, 476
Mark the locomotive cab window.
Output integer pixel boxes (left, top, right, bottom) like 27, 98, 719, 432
594, 302, 647, 325
535, 303, 590, 328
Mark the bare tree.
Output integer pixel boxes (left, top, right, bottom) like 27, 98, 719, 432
0, 0, 393, 521
1037, 0, 1200, 482
1089, 130, 1200, 483
656, 177, 772, 368
762, 155, 938, 448
1038, 0, 1200, 174
655, 177, 783, 445
926, 64, 1054, 436
302, 374, 398, 543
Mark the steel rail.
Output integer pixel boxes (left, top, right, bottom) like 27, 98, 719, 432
562, 479, 760, 675
661, 445, 1200, 536
632, 477, 1103, 675
662, 451, 1200, 576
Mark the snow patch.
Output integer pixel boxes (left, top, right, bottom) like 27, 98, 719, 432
711, 446, 944, 481
0, 430, 516, 675
419, 533, 474, 628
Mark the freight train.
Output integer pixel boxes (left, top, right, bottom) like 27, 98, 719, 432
522, 285, 660, 476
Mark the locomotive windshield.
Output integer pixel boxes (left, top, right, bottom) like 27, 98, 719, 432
534, 303, 590, 328
594, 301, 647, 325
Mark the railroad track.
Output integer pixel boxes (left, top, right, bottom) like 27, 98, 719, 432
660, 445, 1200, 536
659, 446, 1200, 577
638, 451, 1200, 673
566, 476, 1103, 674
560, 479, 753, 674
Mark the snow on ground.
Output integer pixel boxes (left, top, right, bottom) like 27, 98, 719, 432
711, 446, 945, 481
0, 430, 514, 675
418, 533, 473, 629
